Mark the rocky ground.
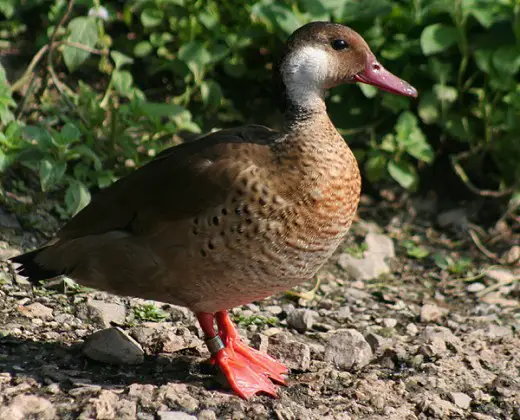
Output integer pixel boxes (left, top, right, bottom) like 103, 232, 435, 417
0, 194, 518, 419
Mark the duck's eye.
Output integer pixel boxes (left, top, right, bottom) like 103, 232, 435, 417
331, 39, 349, 50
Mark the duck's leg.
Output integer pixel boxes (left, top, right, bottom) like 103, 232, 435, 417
215, 312, 288, 382
196, 311, 287, 399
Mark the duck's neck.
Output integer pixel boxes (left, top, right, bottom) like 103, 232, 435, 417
275, 46, 329, 128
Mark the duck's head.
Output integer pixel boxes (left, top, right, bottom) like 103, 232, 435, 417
279, 22, 417, 114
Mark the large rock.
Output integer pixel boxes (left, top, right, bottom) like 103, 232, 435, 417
324, 329, 373, 370
286, 309, 316, 333
83, 300, 126, 328
338, 233, 395, 280
18, 302, 53, 320
0, 395, 56, 420
267, 333, 311, 370
83, 327, 144, 365
130, 323, 202, 354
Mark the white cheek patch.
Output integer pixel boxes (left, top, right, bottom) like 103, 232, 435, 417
282, 46, 330, 109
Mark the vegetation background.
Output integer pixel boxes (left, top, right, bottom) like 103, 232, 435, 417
0, 0, 519, 221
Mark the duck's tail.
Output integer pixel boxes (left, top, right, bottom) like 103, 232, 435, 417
10, 248, 64, 284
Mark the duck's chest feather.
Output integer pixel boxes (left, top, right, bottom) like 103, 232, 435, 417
276, 140, 361, 277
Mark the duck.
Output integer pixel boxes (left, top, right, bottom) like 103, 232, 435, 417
10, 22, 417, 399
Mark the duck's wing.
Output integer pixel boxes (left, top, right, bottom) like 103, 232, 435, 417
57, 124, 278, 241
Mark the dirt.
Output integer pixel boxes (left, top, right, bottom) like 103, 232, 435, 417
0, 195, 518, 419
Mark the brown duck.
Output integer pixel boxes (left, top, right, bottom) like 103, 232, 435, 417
11, 22, 417, 399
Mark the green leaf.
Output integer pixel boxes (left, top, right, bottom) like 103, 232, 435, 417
111, 51, 133, 69
387, 159, 417, 189
251, 0, 302, 35
0, 149, 10, 172
178, 42, 211, 81
63, 17, 99, 72
418, 91, 439, 124
381, 94, 409, 113
60, 122, 81, 144
420, 24, 458, 56
67, 145, 102, 170
65, 181, 91, 216
301, 0, 330, 20
433, 84, 458, 103
141, 8, 164, 28
364, 154, 387, 183
39, 159, 66, 192
0, 1, 15, 18
473, 49, 493, 74
337, 0, 392, 22
402, 240, 429, 259
24, 126, 54, 149
112, 70, 133, 96
359, 83, 378, 98
470, 7, 495, 28
134, 41, 153, 57
200, 80, 222, 109
394, 112, 434, 163
139, 102, 186, 118
492, 46, 520, 76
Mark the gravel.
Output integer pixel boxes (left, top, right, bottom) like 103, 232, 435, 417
0, 200, 518, 419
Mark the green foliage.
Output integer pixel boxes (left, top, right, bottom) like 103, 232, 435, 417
343, 242, 368, 259
401, 239, 430, 259
433, 253, 474, 275
0, 0, 518, 216
133, 303, 169, 322
233, 313, 279, 328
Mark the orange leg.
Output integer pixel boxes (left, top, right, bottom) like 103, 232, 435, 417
196, 311, 288, 399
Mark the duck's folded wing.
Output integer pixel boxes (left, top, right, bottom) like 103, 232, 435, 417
57, 124, 276, 241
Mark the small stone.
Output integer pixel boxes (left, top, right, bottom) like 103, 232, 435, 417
365, 232, 395, 259
286, 308, 316, 333
486, 268, 516, 283
338, 253, 390, 280
18, 302, 53, 320
161, 331, 202, 353
0, 394, 56, 420
81, 390, 136, 419
337, 306, 351, 320
85, 300, 126, 328
449, 392, 472, 409
127, 383, 156, 407
250, 333, 269, 353
406, 323, 418, 335
264, 305, 283, 315
167, 305, 195, 323
504, 245, 520, 264
157, 412, 196, 420
365, 332, 390, 355
83, 327, 144, 365
420, 326, 461, 357
437, 208, 468, 229
420, 303, 445, 323
263, 327, 283, 337
268, 333, 311, 370
158, 383, 198, 412
198, 410, 217, 420
324, 329, 373, 370
68, 385, 102, 396
485, 324, 513, 339
46, 383, 61, 394
382, 318, 397, 328
466, 283, 486, 293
